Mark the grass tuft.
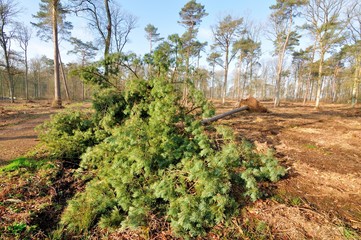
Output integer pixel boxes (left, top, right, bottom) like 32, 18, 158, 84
0, 157, 50, 172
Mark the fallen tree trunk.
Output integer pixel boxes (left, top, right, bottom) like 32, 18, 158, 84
201, 106, 249, 124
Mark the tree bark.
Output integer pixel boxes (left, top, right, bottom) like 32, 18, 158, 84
351, 58, 360, 108
315, 50, 325, 109
8, 73, 14, 103
222, 45, 229, 104
201, 106, 249, 124
24, 48, 28, 100
303, 72, 311, 105
58, 50, 70, 101
1, 36, 14, 103
274, 10, 293, 108
237, 55, 243, 100
52, 0, 62, 108
210, 64, 215, 99
242, 62, 249, 99
103, 0, 112, 76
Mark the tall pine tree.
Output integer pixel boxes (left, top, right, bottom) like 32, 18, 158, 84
269, 0, 306, 107
211, 15, 244, 104
178, 0, 208, 100
304, 0, 346, 108
32, 0, 72, 108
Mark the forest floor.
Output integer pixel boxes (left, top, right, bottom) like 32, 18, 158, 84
0, 99, 360, 239
214, 100, 361, 239
0, 101, 55, 165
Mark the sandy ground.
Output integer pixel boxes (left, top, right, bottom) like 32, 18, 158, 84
0, 101, 57, 165
215, 100, 361, 238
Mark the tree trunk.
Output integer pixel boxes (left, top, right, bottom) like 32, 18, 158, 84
262, 73, 267, 100
52, 0, 62, 108
1, 39, 14, 102
0, 72, 3, 99
294, 71, 298, 100
58, 51, 70, 101
274, 13, 292, 108
201, 106, 249, 124
274, 43, 287, 107
222, 45, 229, 104
315, 51, 325, 109
237, 57, 243, 100
351, 76, 358, 108
241, 63, 249, 99
351, 59, 360, 108
300, 71, 305, 100
303, 73, 311, 105
233, 65, 239, 99
309, 79, 314, 101
104, 0, 112, 76
274, 48, 284, 107
4, 58, 14, 103
24, 49, 29, 100
249, 60, 254, 96
274, 73, 281, 107
332, 78, 337, 103
183, 48, 190, 103
356, 81, 360, 105
37, 71, 41, 99
210, 64, 215, 99
8, 73, 14, 103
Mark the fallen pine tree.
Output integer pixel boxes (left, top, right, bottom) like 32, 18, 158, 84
202, 97, 268, 124
36, 54, 283, 239
201, 106, 249, 124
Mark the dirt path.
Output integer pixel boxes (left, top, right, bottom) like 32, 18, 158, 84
0, 101, 56, 165
215, 100, 361, 238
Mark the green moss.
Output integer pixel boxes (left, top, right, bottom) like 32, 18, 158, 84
0, 157, 49, 172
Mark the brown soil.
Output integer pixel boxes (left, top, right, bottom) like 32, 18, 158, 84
0, 101, 57, 165
0, 100, 88, 239
214, 100, 361, 239
0, 99, 360, 239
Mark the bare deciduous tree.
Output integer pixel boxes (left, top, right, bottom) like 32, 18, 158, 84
0, 0, 20, 103
112, 7, 137, 53
71, 0, 137, 76
17, 23, 32, 100
32, 0, 73, 107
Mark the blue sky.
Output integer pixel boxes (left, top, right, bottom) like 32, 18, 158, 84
21, 0, 276, 64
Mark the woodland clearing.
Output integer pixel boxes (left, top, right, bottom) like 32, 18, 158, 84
0, 99, 360, 239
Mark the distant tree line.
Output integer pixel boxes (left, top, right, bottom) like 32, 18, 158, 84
0, 0, 360, 108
